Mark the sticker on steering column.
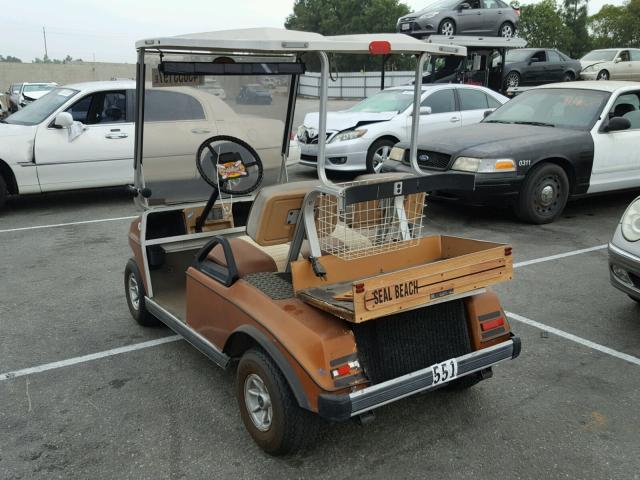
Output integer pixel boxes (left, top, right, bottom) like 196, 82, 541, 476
431, 358, 458, 386
217, 160, 248, 180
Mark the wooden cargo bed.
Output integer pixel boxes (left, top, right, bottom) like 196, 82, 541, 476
291, 235, 512, 323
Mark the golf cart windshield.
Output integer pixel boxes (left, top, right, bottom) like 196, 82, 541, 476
348, 90, 415, 114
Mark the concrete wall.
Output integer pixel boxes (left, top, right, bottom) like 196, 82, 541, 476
0, 62, 135, 92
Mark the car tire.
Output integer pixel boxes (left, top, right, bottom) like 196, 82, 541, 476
0, 175, 8, 211
366, 138, 396, 174
597, 70, 610, 81
124, 258, 161, 327
438, 19, 456, 36
563, 71, 575, 81
237, 348, 320, 456
498, 22, 515, 38
515, 163, 569, 224
504, 71, 520, 89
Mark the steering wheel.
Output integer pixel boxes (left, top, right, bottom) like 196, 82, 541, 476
196, 135, 263, 195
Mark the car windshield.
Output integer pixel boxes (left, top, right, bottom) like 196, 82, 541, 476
485, 88, 610, 130
581, 50, 617, 62
416, 0, 459, 12
505, 49, 532, 63
4, 88, 78, 126
23, 84, 54, 93
348, 90, 414, 114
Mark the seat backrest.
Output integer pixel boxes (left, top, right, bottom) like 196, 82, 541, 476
613, 103, 635, 118
246, 180, 320, 246
623, 110, 640, 129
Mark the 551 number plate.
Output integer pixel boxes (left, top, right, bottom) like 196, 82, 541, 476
431, 358, 458, 386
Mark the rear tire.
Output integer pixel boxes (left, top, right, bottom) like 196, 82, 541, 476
438, 19, 456, 36
498, 22, 515, 38
0, 175, 7, 211
124, 259, 160, 327
366, 138, 396, 174
515, 163, 569, 224
237, 348, 319, 455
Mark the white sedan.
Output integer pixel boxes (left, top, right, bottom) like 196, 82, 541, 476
297, 84, 508, 173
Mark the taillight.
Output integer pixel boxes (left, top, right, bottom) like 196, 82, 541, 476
514, 8, 520, 16
480, 316, 505, 332
331, 360, 361, 378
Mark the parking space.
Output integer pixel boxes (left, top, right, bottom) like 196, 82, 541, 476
1, 183, 640, 479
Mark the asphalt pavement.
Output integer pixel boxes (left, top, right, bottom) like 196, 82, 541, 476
1, 169, 639, 479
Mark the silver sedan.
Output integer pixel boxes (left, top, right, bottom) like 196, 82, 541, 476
609, 197, 640, 302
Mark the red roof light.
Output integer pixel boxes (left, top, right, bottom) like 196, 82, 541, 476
369, 41, 391, 56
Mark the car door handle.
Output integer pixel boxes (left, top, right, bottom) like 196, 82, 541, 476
191, 128, 211, 134
105, 133, 128, 139
450, 117, 460, 123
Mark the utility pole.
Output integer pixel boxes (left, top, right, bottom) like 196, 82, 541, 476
42, 26, 48, 59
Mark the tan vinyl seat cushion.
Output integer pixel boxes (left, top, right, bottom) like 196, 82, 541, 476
246, 180, 321, 246
207, 238, 277, 277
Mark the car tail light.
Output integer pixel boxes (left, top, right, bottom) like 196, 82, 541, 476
514, 7, 520, 16
331, 360, 361, 378
480, 316, 505, 332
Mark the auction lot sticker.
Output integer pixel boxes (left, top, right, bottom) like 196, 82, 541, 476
151, 68, 203, 87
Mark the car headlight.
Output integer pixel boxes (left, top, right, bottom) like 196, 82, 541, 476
389, 147, 406, 162
582, 65, 595, 72
331, 129, 367, 142
419, 11, 439, 19
622, 199, 640, 242
451, 157, 516, 173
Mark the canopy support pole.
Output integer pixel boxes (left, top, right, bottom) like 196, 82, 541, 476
409, 52, 430, 175
316, 51, 331, 186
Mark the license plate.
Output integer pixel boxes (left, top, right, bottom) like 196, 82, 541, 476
401, 23, 410, 31
431, 358, 458, 386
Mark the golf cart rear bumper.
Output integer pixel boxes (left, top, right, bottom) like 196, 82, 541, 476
317, 337, 521, 422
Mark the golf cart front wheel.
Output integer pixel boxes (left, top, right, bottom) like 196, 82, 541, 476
236, 348, 319, 455
124, 259, 160, 327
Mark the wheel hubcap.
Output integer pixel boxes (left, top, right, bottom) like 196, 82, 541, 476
507, 73, 519, 87
128, 274, 140, 311
598, 71, 608, 80
244, 373, 273, 432
501, 25, 513, 37
441, 22, 453, 35
534, 176, 561, 215
373, 145, 390, 173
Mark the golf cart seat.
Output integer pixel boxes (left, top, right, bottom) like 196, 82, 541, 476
207, 238, 277, 277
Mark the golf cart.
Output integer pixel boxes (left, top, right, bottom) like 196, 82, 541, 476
124, 28, 520, 455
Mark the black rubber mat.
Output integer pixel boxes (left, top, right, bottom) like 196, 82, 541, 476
243, 272, 294, 300
352, 299, 471, 384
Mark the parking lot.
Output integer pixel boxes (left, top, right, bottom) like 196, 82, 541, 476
1, 169, 640, 479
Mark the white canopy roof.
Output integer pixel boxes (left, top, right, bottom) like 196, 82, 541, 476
136, 28, 466, 56
426, 35, 527, 49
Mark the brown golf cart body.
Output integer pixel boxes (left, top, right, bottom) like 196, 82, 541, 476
125, 28, 520, 452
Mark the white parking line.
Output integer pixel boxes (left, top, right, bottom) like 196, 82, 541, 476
0, 215, 137, 234
0, 336, 182, 382
513, 245, 607, 268
506, 312, 640, 367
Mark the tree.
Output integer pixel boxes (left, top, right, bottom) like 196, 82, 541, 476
0, 55, 22, 63
561, 0, 590, 57
518, 0, 572, 51
285, 0, 412, 70
589, 0, 640, 48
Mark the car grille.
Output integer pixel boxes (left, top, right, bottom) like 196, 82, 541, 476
297, 131, 333, 145
300, 154, 317, 163
404, 150, 452, 170
351, 299, 471, 385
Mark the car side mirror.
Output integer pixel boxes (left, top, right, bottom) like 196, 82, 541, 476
459, 2, 471, 9
604, 116, 631, 132
54, 112, 74, 128
483, 109, 493, 119
420, 106, 432, 115
614, 57, 622, 63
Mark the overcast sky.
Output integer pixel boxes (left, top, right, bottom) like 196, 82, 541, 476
0, 0, 625, 63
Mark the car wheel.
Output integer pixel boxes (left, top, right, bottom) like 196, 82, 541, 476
0, 175, 7, 211
515, 163, 569, 224
366, 138, 396, 174
237, 348, 319, 455
124, 259, 160, 327
504, 71, 520, 89
438, 19, 456, 36
563, 71, 575, 81
498, 22, 515, 38
597, 70, 610, 81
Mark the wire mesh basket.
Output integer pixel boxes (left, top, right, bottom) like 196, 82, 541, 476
315, 180, 426, 261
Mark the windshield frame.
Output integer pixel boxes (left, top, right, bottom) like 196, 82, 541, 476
484, 87, 611, 131
4, 88, 79, 126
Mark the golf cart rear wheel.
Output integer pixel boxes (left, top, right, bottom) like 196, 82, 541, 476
236, 348, 319, 455
124, 259, 160, 327
515, 163, 569, 224
498, 22, 515, 38
438, 19, 456, 36
366, 138, 396, 174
